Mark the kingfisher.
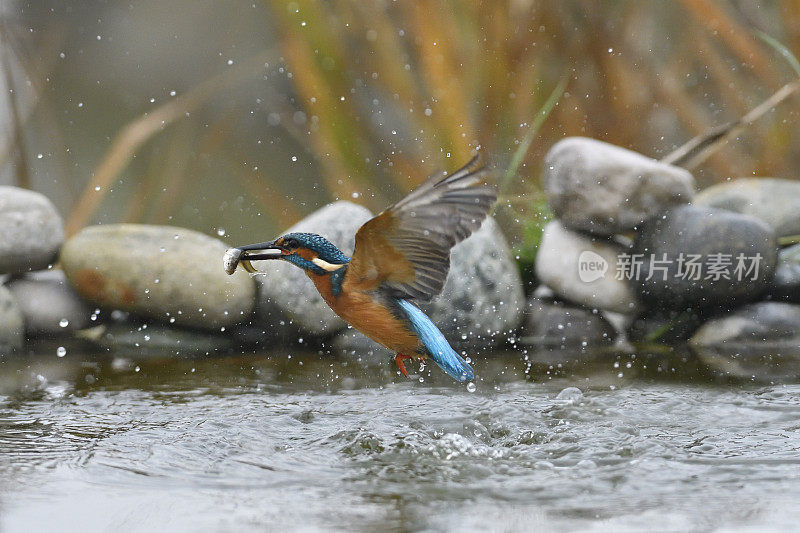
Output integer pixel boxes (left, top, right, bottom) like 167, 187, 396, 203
223, 156, 496, 382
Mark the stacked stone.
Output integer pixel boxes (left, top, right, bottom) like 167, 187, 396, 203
525, 137, 800, 379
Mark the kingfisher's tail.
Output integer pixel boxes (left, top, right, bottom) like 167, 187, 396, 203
395, 299, 474, 382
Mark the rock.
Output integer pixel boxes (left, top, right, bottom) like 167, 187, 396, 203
330, 328, 392, 359
689, 302, 800, 381
60, 224, 255, 330
694, 178, 800, 239
250, 201, 373, 336
628, 309, 706, 345
520, 296, 615, 347
534, 221, 640, 314
544, 137, 695, 236
76, 321, 235, 356
0, 286, 24, 354
0, 186, 64, 274
419, 218, 524, 350
6, 269, 93, 336
770, 243, 800, 303
632, 205, 777, 309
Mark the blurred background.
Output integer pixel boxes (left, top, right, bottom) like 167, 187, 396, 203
3, 0, 800, 258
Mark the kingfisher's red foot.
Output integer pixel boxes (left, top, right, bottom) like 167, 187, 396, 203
395, 354, 411, 378
395, 354, 425, 378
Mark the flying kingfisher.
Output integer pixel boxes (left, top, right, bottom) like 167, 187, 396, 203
223, 156, 496, 382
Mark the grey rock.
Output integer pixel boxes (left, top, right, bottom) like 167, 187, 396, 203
421, 218, 525, 350
544, 137, 695, 236
0, 186, 64, 274
694, 178, 800, 239
689, 302, 800, 381
250, 201, 373, 336
6, 269, 93, 336
0, 286, 24, 354
534, 221, 641, 314
770, 243, 800, 302
330, 328, 392, 359
628, 309, 706, 345
520, 296, 615, 347
632, 205, 777, 309
76, 322, 235, 356
60, 224, 255, 330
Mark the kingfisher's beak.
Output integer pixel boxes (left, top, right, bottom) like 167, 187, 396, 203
223, 240, 284, 275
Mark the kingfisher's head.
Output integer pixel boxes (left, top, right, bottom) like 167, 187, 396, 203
224, 232, 350, 275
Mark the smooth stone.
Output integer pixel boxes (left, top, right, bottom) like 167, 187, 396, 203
0, 186, 64, 274
250, 201, 373, 336
544, 137, 695, 236
0, 286, 24, 354
520, 296, 615, 347
770, 243, 800, 303
76, 322, 235, 356
535, 221, 641, 314
60, 224, 255, 330
632, 205, 777, 308
6, 270, 93, 336
689, 302, 800, 381
422, 218, 525, 350
694, 178, 800, 239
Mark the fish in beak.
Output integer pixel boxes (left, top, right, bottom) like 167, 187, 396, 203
223, 241, 284, 275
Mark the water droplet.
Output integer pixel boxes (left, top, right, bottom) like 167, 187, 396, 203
466, 382, 477, 393
36, 153, 43, 159
56, 346, 66, 357
94, 186, 101, 191
216, 228, 226, 236
58, 318, 69, 328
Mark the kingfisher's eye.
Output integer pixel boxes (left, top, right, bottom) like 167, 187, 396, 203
284, 238, 299, 249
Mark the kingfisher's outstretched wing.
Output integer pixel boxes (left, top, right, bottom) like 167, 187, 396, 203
345, 155, 496, 302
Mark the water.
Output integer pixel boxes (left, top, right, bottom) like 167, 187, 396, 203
2, 350, 800, 532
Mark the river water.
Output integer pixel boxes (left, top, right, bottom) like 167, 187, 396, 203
1, 349, 800, 532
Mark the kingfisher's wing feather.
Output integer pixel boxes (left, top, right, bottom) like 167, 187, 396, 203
346, 155, 497, 301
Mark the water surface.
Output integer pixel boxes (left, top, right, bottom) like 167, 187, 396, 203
2, 350, 800, 532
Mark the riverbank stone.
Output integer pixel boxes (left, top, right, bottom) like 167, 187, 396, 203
689, 302, 800, 381
421, 218, 525, 350
76, 321, 236, 356
535, 221, 640, 314
632, 205, 777, 309
61, 224, 255, 330
519, 296, 615, 348
0, 286, 24, 354
770, 243, 800, 303
544, 137, 695, 236
0, 186, 64, 275
694, 178, 800, 240
250, 201, 373, 336
6, 269, 93, 336
628, 309, 706, 345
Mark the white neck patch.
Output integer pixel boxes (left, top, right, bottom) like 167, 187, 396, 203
312, 257, 346, 272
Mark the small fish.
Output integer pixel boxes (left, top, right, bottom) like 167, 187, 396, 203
222, 247, 244, 275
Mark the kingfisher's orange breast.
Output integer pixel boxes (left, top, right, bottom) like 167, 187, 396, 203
307, 271, 421, 354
